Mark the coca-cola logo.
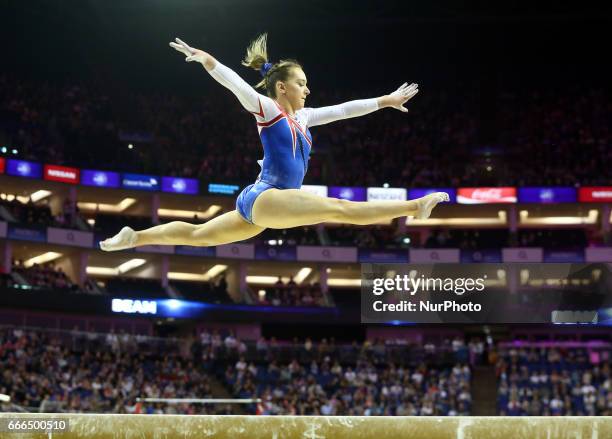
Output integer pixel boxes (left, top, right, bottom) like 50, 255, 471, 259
458, 187, 516, 204
593, 191, 612, 198
471, 188, 503, 200
578, 187, 612, 202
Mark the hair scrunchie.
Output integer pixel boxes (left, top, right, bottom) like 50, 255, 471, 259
260, 62, 273, 77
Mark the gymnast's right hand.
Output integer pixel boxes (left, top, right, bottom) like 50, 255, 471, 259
169, 38, 207, 64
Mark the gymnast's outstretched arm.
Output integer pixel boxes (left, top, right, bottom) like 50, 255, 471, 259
169, 37, 271, 115
301, 82, 419, 127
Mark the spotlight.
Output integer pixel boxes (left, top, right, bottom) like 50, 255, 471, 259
166, 299, 182, 310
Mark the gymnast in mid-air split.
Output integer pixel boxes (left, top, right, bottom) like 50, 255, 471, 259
100, 34, 449, 251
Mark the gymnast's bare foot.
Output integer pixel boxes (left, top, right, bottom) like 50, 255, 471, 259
100, 226, 137, 251
415, 192, 450, 219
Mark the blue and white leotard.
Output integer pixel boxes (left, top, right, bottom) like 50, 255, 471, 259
209, 62, 379, 224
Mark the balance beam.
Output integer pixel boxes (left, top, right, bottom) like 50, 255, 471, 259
0, 414, 610, 438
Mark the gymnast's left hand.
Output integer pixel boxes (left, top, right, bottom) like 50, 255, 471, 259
386, 82, 419, 113
169, 38, 208, 64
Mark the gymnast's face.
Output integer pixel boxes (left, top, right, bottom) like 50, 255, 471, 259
278, 67, 310, 110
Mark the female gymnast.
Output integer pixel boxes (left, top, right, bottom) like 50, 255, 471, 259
100, 34, 448, 251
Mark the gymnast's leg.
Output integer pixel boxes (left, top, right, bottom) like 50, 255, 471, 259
100, 210, 265, 251
251, 189, 448, 229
